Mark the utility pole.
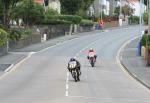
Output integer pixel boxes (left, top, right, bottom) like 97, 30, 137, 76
148, 0, 150, 33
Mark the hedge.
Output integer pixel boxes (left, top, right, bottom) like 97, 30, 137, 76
128, 16, 139, 24
45, 15, 82, 24
143, 12, 148, 25
80, 19, 94, 26
141, 34, 150, 46
0, 28, 7, 47
41, 19, 72, 25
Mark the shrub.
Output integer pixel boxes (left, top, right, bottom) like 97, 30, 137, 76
9, 29, 21, 41
46, 8, 58, 15
80, 19, 94, 26
41, 19, 72, 25
0, 28, 7, 47
143, 12, 148, 25
128, 16, 139, 24
9, 29, 32, 41
45, 15, 82, 24
141, 34, 150, 46
21, 29, 32, 39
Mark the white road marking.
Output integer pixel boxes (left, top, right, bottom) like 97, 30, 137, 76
65, 71, 69, 96
0, 52, 32, 80
4, 64, 14, 72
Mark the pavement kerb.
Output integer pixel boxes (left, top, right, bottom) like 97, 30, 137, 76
117, 36, 150, 90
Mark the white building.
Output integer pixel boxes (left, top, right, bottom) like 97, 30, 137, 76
48, 0, 61, 14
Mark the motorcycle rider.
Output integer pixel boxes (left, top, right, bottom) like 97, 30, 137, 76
67, 58, 81, 81
87, 48, 97, 61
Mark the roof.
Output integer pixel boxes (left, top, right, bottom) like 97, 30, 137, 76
34, 0, 44, 4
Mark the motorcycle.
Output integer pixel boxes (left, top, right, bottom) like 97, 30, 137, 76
88, 53, 96, 67
68, 61, 80, 82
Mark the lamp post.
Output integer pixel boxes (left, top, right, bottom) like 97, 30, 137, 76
137, 0, 143, 56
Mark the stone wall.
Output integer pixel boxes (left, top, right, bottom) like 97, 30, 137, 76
104, 21, 119, 29
77, 25, 94, 33
47, 25, 70, 39
8, 34, 41, 51
0, 45, 7, 57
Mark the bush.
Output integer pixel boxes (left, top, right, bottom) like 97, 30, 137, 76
9, 29, 22, 41
21, 29, 32, 39
128, 16, 139, 24
0, 28, 7, 47
141, 34, 150, 46
143, 12, 148, 25
41, 19, 72, 25
80, 19, 94, 26
45, 15, 82, 24
9, 29, 32, 41
46, 8, 58, 15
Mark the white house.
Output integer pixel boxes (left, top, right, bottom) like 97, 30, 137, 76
48, 0, 61, 14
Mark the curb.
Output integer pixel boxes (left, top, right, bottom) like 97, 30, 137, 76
118, 37, 150, 90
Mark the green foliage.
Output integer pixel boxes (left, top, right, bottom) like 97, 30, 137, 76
143, 12, 148, 25
0, 28, 7, 46
0, 1, 3, 23
13, 0, 44, 26
45, 15, 82, 24
42, 19, 72, 25
82, 0, 95, 10
60, 0, 84, 15
46, 8, 58, 15
80, 19, 94, 26
60, 0, 94, 15
128, 16, 139, 24
21, 29, 32, 38
9, 29, 21, 41
122, 5, 134, 16
9, 28, 32, 41
114, 7, 120, 16
141, 34, 150, 46
114, 5, 134, 17
76, 9, 89, 19
0, 0, 22, 27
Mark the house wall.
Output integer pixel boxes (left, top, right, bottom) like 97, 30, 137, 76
48, 0, 61, 14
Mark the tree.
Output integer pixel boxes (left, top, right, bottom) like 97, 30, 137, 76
122, 5, 134, 17
0, 0, 22, 28
60, 0, 84, 15
82, 0, 95, 11
114, 5, 134, 17
13, 0, 44, 27
0, 1, 3, 23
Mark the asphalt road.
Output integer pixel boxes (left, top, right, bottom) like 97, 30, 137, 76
0, 26, 150, 103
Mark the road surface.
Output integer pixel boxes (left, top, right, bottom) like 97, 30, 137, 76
0, 26, 149, 103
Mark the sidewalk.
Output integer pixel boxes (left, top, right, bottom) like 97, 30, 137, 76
121, 38, 150, 89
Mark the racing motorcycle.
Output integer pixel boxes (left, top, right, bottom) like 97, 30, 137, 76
88, 53, 96, 67
68, 61, 80, 82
